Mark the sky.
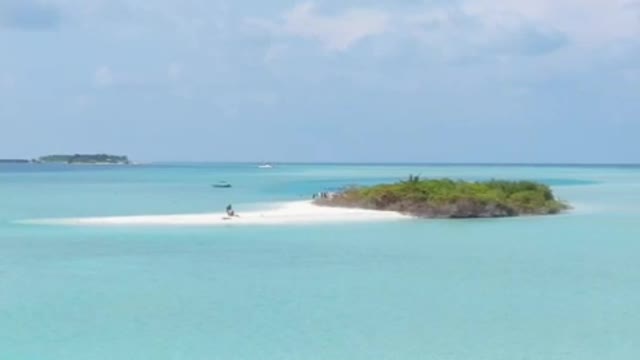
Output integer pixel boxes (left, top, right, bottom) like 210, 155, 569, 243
1, 0, 639, 163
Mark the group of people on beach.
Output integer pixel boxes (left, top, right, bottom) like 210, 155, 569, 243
226, 191, 331, 219
312, 192, 333, 199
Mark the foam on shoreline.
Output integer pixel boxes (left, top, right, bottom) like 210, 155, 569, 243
20, 201, 410, 227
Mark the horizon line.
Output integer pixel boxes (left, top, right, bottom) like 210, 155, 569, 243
2, 159, 639, 167
145, 161, 640, 166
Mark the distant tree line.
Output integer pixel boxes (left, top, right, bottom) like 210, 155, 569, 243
37, 154, 130, 164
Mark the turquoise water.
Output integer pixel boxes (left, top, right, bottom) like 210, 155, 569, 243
1, 164, 640, 359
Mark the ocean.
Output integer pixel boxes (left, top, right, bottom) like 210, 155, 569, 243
1, 163, 639, 359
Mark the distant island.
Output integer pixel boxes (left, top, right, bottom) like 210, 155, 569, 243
36, 154, 131, 165
0, 159, 31, 164
314, 176, 569, 218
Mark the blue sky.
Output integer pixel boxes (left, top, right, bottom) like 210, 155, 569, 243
1, 0, 639, 162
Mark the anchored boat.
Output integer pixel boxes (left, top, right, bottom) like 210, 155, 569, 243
212, 181, 232, 188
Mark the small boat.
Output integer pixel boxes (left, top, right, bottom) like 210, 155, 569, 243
258, 163, 273, 169
212, 181, 232, 188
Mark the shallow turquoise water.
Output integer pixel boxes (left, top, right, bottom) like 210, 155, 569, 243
1, 164, 640, 359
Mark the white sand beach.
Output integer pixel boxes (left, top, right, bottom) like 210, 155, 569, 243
23, 201, 410, 227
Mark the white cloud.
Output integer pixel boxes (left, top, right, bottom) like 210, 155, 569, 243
403, 5, 569, 60
93, 65, 114, 87
460, 0, 640, 48
257, 2, 390, 51
168, 63, 183, 81
253, 1, 639, 57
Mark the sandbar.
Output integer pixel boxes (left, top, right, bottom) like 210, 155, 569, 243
22, 201, 410, 227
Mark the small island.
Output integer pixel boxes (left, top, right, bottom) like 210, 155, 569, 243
36, 154, 131, 165
314, 176, 569, 218
0, 159, 31, 164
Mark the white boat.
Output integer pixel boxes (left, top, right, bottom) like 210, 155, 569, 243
258, 163, 273, 169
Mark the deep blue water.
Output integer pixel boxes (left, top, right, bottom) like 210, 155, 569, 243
1, 163, 639, 359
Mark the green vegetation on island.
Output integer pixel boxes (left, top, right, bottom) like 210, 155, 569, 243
37, 154, 130, 165
315, 176, 569, 218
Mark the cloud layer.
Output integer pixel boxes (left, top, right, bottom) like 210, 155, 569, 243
251, 0, 639, 56
1, 0, 639, 162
